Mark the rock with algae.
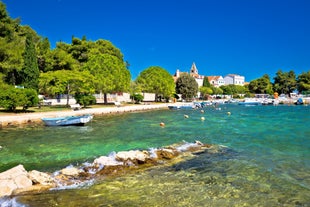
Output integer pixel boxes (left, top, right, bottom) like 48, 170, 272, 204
0, 141, 217, 198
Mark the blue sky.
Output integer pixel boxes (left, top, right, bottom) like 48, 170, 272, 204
2, 0, 310, 82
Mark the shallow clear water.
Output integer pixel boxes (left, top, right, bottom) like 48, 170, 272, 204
0, 104, 309, 206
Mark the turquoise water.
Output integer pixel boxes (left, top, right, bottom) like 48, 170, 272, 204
0, 104, 309, 206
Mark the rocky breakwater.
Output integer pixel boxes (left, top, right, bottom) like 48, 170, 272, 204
0, 141, 222, 199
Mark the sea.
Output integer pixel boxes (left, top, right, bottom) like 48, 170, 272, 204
0, 104, 309, 207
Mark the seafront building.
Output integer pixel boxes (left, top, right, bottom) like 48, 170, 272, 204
223, 74, 245, 85
173, 62, 246, 87
207, 76, 225, 87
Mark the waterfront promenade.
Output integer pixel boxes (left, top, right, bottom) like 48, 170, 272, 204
0, 103, 173, 127
1, 97, 309, 127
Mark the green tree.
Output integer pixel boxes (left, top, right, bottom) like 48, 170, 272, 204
36, 37, 51, 72
212, 87, 223, 96
20, 33, 39, 90
273, 70, 297, 95
23, 87, 39, 110
0, 4, 24, 85
297, 71, 310, 94
0, 2, 41, 86
129, 81, 142, 94
75, 93, 96, 107
69, 36, 89, 63
131, 93, 144, 104
44, 48, 79, 72
0, 37, 24, 84
203, 76, 211, 87
248, 74, 273, 94
83, 51, 131, 103
175, 73, 198, 101
39, 70, 95, 106
220, 85, 233, 95
199, 86, 213, 99
0, 73, 6, 87
220, 84, 246, 96
135, 66, 175, 102
0, 2, 20, 40
199, 76, 213, 99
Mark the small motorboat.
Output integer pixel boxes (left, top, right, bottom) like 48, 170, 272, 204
41, 114, 93, 126
168, 104, 195, 110
238, 98, 262, 106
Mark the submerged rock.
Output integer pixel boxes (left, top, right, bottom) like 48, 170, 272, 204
60, 166, 82, 177
0, 141, 219, 198
28, 170, 55, 186
156, 148, 179, 159
116, 150, 150, 163
94, 156, 123, 166
0, 165, 32, 197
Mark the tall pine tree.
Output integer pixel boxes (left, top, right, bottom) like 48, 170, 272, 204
21, 33, 39, 90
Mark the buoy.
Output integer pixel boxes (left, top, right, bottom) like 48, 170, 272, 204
200, 110, 204, 113
160, 122, 165, 127
227, 112, 231, 115
201, 117, 205, 121
184, 114, 189, 118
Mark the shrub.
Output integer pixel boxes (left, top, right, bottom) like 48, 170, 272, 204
75, 94, 96, 107
0, 87, 38, 111
131, 93, 144, 104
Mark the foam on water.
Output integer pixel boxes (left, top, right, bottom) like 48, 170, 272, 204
0, 197, 26, 207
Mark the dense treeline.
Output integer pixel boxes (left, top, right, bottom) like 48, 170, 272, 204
0, 1, 309, 111
199, 71, 310, 99
248, 71, 310, 96
0, 2, 132, 110
0, 1, 177, 110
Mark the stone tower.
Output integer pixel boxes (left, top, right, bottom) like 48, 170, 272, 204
190, 62, 198, 75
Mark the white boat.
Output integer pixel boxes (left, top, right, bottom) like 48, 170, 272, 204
262, 99, 274, 105
41, 114, 93, 126
168, 105, 195, 110
238, 99, 262, 106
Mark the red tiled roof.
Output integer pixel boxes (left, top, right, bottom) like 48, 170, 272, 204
207, 76, 221, 81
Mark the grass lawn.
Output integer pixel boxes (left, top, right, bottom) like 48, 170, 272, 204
0, 105, 70, 114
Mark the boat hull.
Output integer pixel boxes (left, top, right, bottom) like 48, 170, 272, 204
168, 105, 195, 110
42, 115, 93, 126
238, 102, 261, 106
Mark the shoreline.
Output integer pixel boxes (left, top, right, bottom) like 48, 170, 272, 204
0, 103, 174, 128
1, 98, 308, 127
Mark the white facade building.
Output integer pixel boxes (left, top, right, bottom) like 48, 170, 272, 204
208, 76, 225, 87
224, 74, 245, 85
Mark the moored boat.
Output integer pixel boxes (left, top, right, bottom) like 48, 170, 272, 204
238, 98, 262, 106
294, 98, 304, 105
41, 114, 93, 126
168, 104, 195, 110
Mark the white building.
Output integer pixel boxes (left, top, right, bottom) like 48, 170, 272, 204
224, 74, 245, 85
207, 76, 225, 87
173, 62, 205, 87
